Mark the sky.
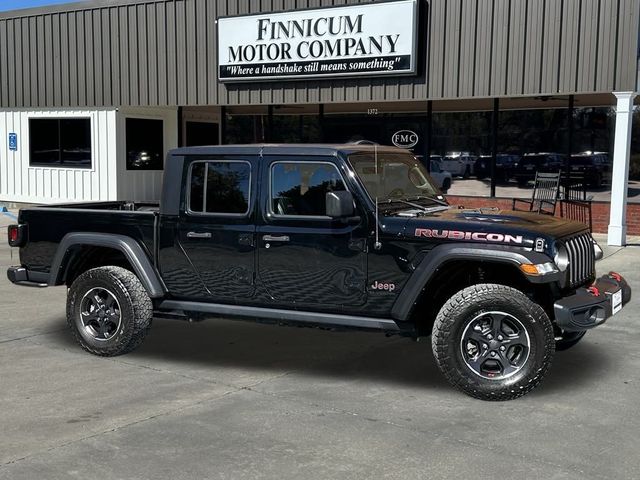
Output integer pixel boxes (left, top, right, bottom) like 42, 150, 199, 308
0, 0, 81, 12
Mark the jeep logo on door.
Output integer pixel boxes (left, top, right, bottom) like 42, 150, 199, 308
391, 130, 418, 149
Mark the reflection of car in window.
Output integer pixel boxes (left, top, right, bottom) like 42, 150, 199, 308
429, 159, 452, 193
513, 153, 565, 186
439, 152, 476, 178
570, 152, 610, 188
474, 154, 519, 182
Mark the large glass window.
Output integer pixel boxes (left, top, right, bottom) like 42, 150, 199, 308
126, 118, 164, 170
189, 161, 251, 215
495, 104, 615, 202
225, 106, 269, 144
185, 121, 219, 146
568, 107, 614, 201
495, 106, 569, 199
271, 115, 321, 143
29, 118, 91, 168
431, 110, 492, 197
271, 162, 346, 216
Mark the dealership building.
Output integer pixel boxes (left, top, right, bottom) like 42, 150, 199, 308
0, 0, 639, 245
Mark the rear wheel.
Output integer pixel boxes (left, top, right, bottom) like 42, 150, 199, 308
432, 284, 555, 400
67, 266, 153, 356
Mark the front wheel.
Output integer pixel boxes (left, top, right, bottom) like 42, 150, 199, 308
432, 284, 555, 401
67, 266, 153, 356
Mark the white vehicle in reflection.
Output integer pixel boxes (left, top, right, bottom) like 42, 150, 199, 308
438, 152, 477, 178
429, 159, 453, 193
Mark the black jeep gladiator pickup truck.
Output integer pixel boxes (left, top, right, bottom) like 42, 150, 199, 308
7, 144, 631, 400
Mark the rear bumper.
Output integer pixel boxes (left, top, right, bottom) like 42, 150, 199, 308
554, 272, 631, 331
7, 266, 48, 287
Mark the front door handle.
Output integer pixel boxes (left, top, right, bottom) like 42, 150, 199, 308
262, 234, 290, 242
187, 231, 212, 239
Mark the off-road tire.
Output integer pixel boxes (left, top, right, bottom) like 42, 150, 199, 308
432, 284, 555, 401
67, 266, 153, 356
555, 331, 586, 351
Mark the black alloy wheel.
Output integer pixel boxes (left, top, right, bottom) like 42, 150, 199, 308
460, 311, 530, 380
79, 287, 122, 341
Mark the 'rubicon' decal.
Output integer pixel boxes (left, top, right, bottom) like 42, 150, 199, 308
415, 228, 524, 244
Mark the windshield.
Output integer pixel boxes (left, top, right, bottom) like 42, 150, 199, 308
347, 152, 442, 203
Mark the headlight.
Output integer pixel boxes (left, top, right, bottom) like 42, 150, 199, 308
553, 244, 570, 272
592, 239, 603, 261
520, 262, 559, 276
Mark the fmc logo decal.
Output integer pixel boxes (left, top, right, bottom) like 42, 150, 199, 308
391, 130, 418, 149
415, 228, 524, 244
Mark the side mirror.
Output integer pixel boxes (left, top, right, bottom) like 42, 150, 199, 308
326, 191, 355, 218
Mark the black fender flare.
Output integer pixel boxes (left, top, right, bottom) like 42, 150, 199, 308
390, 243, 558, 321
49, 232, 165, 298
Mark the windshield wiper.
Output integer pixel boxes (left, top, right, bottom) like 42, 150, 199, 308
404, 194, 449, 207
379, 197, 429, 211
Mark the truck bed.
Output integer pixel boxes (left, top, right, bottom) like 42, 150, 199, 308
17, 202, 158, 276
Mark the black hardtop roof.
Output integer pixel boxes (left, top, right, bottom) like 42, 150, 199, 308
169, 143, 408, 158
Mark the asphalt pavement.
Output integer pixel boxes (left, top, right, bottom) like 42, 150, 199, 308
1, 209, 639, 479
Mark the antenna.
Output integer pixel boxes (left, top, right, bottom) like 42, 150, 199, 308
374, 144, 382, 250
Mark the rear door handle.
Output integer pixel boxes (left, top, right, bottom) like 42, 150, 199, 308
262, 234, 290, 242
187, 231, 212, 239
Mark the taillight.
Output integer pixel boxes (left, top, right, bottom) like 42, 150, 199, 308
7, 224, 25, 247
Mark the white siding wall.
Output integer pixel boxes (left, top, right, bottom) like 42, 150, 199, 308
116, 107, 178, 201
0, 109, 117, 204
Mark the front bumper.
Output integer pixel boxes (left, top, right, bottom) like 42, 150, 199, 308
554, 272, 631, 331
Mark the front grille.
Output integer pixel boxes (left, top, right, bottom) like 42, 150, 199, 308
562, 232, 596, 288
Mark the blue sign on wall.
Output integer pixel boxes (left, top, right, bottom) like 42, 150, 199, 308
8, 133, 17, 151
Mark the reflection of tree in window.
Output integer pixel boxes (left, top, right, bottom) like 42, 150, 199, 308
189, 163, 206, 212
205, 163, 250, 214
272, 163, 345, 216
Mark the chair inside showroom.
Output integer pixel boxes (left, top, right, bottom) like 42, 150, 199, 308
560, 173, 593, 231
512, 171, 561, 216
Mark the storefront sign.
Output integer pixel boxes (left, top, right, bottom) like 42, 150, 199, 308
8, 133, 17, 151
217, 0, 418, 82
392, 130, 419, 149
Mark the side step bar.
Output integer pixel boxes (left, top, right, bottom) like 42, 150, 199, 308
156, 300, 400, 332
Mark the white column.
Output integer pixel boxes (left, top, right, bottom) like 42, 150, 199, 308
607, 92, 637, 246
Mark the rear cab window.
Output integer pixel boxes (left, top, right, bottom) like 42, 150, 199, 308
188, 160, 251, 216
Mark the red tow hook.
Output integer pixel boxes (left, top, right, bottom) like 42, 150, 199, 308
609, 272, 622, 282
587, 286, 601, 297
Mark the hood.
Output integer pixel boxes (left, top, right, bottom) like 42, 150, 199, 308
385, 207, 589, 248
